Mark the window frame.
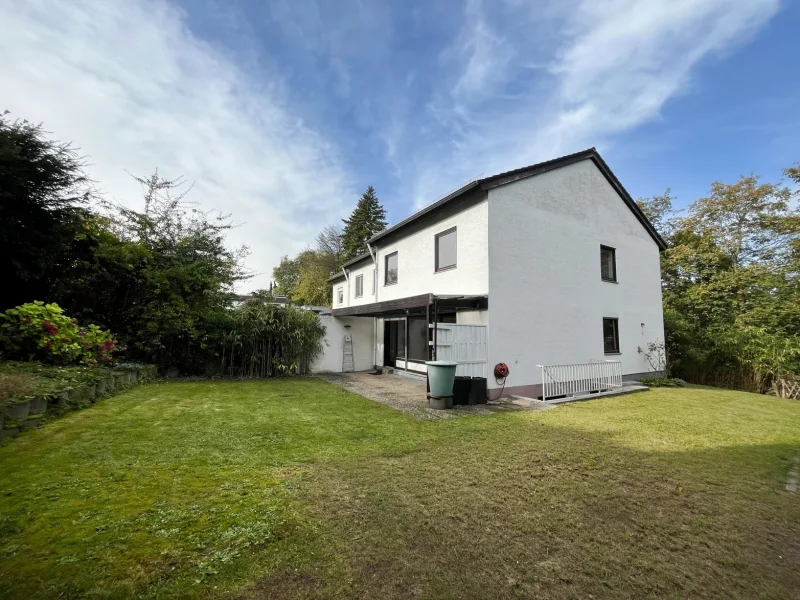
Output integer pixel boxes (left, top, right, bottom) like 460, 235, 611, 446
354, 274, 363, 298
600, 245, 617, 283
371, 269, 377, 295
434, 226, 457, 272
337, 286, 344, 305
384, 251, 398, 286
603, 317, 620, 355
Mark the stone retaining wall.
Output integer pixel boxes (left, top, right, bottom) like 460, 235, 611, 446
0, 365, 157, 441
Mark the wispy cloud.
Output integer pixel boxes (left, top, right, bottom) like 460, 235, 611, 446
1, 0, 784, 258
445, 0, 513, 98
0, 0, 353, 291
407, 0, 780, 209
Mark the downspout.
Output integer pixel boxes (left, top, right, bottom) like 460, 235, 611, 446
369, 244, 379, 304
341, 267, 350, 307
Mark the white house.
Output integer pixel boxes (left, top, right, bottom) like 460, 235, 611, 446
319, 148, 666, 399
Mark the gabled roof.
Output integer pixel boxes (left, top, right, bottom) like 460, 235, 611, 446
328, 148, 666, 283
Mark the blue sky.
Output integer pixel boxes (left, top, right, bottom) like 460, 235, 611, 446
1, 0, 797, 290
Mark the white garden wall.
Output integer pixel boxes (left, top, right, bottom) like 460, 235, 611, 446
312, 315, 374, 373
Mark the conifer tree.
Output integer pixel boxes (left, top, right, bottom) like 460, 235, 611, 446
341, 186, 387, 262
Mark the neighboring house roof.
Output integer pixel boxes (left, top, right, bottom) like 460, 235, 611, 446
301, 305, 332, 315
234, 294, 289, 305
328, 148, 666, 283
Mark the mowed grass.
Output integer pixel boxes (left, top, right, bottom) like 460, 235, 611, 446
0, 380, 798, 599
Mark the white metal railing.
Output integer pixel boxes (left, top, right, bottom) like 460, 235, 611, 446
536, 361, 622, 401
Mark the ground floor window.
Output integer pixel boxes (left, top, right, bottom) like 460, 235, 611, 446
385, 313, 460, 366
603, 317, 620, 354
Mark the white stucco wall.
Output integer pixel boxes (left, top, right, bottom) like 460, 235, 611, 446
312, 315, 374, 373
371, 197, 489, 304
331, 193, 489, 310
487, 159, 665, 393
456, 309, 489, 325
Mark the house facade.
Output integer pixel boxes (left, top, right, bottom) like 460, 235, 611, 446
321, 148, 666, 399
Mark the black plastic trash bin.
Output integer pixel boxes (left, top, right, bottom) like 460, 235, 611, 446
453, 376, 471, 405
469, 377, 487, 404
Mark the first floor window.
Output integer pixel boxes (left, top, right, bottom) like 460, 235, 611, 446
337, 287, 343, 305
435, 227, 457, 271
354, 274, 363, 298
385, 252, 398, 285
603, 318, 620, 354
372, 269, 377, 294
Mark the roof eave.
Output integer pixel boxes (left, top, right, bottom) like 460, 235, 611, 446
367, 181, 481, 245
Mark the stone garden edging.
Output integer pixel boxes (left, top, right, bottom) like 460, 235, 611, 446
0, 365, 157, 441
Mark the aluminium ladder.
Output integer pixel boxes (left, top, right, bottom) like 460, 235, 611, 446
342, 334, 355, 373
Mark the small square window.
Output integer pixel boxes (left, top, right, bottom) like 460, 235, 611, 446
603, 318, 620, 354
354, 274, 363, 298
337, 287, 343, 305
385, 252, 398, 285
600, 245, 616, 282
435, 227, 457, 271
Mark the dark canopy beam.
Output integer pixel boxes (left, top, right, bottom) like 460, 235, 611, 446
331, 293, 488, 318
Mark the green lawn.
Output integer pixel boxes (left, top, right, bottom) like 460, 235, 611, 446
0, 380, 798, 599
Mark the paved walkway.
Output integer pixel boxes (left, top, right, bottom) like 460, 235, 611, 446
315, 372, 497, 420
316, 371, 554, 420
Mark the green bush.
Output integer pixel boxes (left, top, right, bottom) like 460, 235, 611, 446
0, 301, 122, 366
218, 302, 325, 378
638, 377, 687, 388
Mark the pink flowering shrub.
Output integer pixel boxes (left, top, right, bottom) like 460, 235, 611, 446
0, 301, 123, 365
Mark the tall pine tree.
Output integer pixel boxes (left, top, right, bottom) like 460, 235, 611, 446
341, 185, 387, 262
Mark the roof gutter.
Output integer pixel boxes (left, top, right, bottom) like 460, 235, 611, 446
367, 180, 481, 245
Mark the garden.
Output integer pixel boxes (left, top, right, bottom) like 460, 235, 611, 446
1, 85, 800, 600
0, 379, 798, 599
1, 113, 327, 439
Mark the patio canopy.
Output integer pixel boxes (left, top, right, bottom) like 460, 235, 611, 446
331, 293, 488, 318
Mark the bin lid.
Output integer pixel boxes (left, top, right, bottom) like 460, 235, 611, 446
425, 360, 459, 367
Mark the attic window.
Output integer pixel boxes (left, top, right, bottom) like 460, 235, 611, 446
600, 245, 616, 282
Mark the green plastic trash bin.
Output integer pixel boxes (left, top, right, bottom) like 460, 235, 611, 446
425, 361, 458, 409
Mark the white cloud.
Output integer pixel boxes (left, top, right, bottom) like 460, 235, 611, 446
0, 0, 353, 291
445, 0, 513, 98
409, 0, 779, 210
